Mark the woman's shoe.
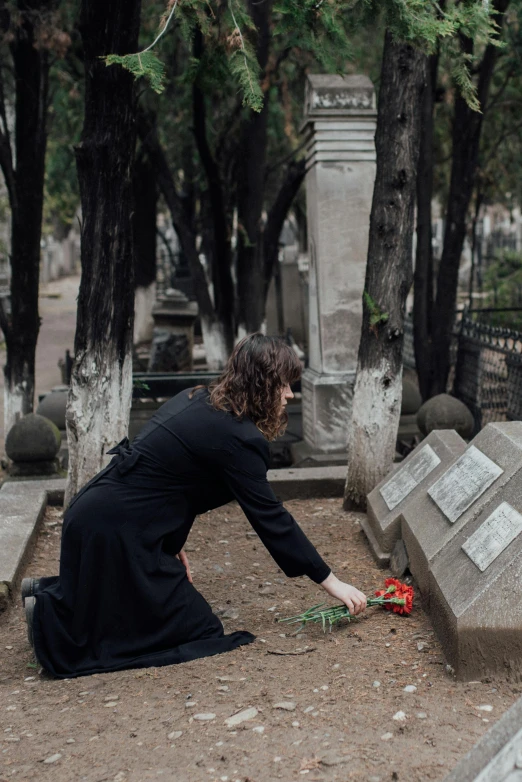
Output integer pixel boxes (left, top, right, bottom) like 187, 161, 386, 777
21, 578, 40, 605
25, 595, 36, 646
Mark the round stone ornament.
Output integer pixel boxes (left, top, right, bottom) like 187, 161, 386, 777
416, 393, 474, 439
5, 413, 61, 463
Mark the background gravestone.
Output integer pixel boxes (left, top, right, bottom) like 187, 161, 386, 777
300, 74, 376, 455
363, 429, 466, 564
402, 421, 522, 598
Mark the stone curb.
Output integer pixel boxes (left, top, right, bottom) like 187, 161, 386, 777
268, 466, 345, 500
0, 478, 65, 610
444, 696, 522, 782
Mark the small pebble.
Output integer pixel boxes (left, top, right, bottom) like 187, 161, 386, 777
104, 695, 119, 701
273, 702, 296, 711
416, 712, 428, 720
217, 686, 229, 692
477, 704, 493, 712
42, 753, 62, 764
225, 707, 258, 727
5, 706, 16, 711
252, 726, 265, 734
332, 664, 340, 670
372, 681, 381, 688
292, 721, 300, 728
104, 701, 118, 708
320, 685, 329, 691
185, 702, 197, 708
66, 739, 75, 744
303, 706, 315, 713
193, 713, 216, 721
404, 685, 417, 693
24, 677, 36, 682
168, 731, 183, 740
392, 711, 407, 722
5, 646, 13, 650
381, 732, 393, 741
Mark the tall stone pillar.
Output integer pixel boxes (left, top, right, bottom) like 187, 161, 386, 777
301, 74, 376, 454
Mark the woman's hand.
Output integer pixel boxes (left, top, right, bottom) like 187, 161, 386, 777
320, 572, 367, 616
177, 549, 193, 584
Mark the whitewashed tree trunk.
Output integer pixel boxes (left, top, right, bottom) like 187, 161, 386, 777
345, 362, 403, 506
65, 348, 132, 506
200, 316, 230, 371
4, 382, 28, 439
343, 34, 425, 510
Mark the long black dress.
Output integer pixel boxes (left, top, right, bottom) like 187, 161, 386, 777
33, 388, 331, 678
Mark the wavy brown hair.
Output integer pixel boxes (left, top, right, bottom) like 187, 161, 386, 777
194, 333, 302, 440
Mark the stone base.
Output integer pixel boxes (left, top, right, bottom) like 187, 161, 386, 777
301, 368, 355, 453
7, 459, 61, 478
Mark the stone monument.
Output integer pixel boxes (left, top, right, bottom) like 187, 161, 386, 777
300, 74, 376, 454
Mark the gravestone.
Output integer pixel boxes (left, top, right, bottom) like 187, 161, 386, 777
363, 429, 466, 564
402, 422, 522, 597
428, 472, 522, 680
300, 74, 376, 454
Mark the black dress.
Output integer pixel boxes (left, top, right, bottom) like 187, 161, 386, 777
33, 388, 331, 678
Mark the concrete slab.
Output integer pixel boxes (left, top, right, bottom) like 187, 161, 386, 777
444, 696, 522, 781
0, 478, 65, 606
363, 430, 465, 565
402, 422, 522, 598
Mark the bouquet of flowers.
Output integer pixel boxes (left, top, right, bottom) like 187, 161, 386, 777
279, 578, 414, 633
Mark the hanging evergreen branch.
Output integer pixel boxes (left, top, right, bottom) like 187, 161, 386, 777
103, 0, 180, 94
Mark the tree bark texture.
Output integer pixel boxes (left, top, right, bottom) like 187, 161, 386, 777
65, 0, 141, 504
236, 0, 272, 335
430, 0, 510, 395
344, 32, 426, 511
413, 52, 438, 401
2, 0, 55, 436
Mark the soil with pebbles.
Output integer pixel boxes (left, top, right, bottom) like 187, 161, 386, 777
1, 499, 520, 782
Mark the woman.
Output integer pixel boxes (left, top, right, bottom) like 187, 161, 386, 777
24, 334, 366, 678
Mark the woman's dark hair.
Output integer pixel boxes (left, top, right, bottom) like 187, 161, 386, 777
193, 333, 302, 440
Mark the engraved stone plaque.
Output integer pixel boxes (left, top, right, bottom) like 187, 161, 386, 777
462, 502, 522, 572
428, 445, 503, 524
380, 445, 441, 511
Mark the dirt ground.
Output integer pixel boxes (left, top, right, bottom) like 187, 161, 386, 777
1, 499, 520, 782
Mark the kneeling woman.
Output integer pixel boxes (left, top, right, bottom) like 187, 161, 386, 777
25, 334, 367, 678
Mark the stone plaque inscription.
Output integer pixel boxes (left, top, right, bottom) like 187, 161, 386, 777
380, 445, 441, 511
428, 445, 503, 524
462, 502, 522, 572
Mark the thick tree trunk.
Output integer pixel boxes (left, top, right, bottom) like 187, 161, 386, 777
413, 52, 438, 402
133, 153, 157, 345
65, 0, 141, 505
236, 0, 272, 335
2, 1, 54, 436
344, 32, 426, 511
430, 0, 510, 395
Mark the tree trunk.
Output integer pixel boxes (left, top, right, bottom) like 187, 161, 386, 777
413, 52, 438, 402
430, 0, 510, 395
2, 0, 54, 436
65, 0, 141, 505
344, 32, 426, 511
236, 0, 272, 335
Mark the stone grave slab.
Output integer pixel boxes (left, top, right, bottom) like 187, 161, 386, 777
428, 472, 522, 680
363, 429, 465, 564
0, 478, 65, 603
402, 422, 522, 597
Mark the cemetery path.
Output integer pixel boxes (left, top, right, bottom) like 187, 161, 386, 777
0, 275, 80, 449
1, 498, 519, 782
